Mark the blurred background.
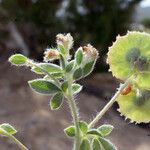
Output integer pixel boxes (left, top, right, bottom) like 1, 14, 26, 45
0, 0, 150, 150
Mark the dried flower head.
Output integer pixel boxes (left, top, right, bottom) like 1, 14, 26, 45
56, 33, 73, 50
44, 48, 59, 62
82, 44, 99, 63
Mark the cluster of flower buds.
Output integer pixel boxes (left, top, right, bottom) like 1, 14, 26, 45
43, 33, 74, 62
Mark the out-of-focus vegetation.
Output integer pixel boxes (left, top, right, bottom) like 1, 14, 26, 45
0, 0, 142, 70
142, 18, 150, 28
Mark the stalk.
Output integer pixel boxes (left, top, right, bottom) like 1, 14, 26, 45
67, 75, 81, 150
89, 77, 132, 128
7, 134, 28, 150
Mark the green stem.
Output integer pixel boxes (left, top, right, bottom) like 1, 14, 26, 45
67, 75, 81, 150
7, 134, 28, 150
88, 78, 131, 128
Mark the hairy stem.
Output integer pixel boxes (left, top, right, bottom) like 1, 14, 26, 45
7, 134, 28, 150
89, 78, 132, 128
67, 75, 81, 150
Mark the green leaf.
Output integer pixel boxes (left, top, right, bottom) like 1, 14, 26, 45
58, 44, 66, 55
80, 139, 90, 150
9, 54, 27, 65
73, 68, 83, 80
31, 63, 62, 75
79, 121, 88, 134
72, 84, 83, 94
87, 129, 102, 136
98, 124, 114, 137
50, 93, 63, 110
99, 137, 117, 150
28, 79, 61, 95
61, 81, 68, 92
75, 48, 83, 65
44, 73, 63, 80
60, 54, 66, 69
65, 60, 74, 72
92, 139, 102, 150
83, 61, 94, 77
0, 124, 17, 135
64, 126, 75, 137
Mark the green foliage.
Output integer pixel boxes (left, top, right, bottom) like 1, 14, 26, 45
64, 126, 75, 137
75, 48, 83, 65
65, 60, 75, 72
8, 33, 122, 150
31, 63, 62, 75
99, 137, 117, 150
28, 79, 61, 95
98, 124, 114, 136
0, 123, 17, 136
72, 84, 83, 94
83, 61, 95, 77
141, 18, 150, 28
80, 139, 90, 150
79, 121, 88, 134
50, 93, 63, 110
87, 129, 102, 137
9, 54, 27, 65
73, 68, 83, 80
92, 139, 102, 150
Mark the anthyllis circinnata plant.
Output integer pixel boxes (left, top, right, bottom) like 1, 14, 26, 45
1, 31, 149, 150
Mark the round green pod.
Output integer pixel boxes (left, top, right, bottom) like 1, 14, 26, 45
107, 31, 150, 86
117, 89, 150, 123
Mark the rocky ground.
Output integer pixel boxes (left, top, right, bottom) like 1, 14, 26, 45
0, 58, 149, 150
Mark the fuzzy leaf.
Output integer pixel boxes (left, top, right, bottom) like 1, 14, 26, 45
87, 129, 102, 136
60, 54, 66, 69
72, 84, 83, 94
92, 139, 102, 150
75, 48, 83, 65
31, 63, 62, 75
79, 121, 88, 134
50, 93, 63, 110
64, 126, 75, 137
61, 81, 68, 92
80, 139, 90, 150
73, 68, 83, 80
65, 60, 74, 72
83, 61, 94, 77
58, 44, 66, 55
99, 137, 117, 150
9, 54, 27, 65
0, 124, 17, 135
98, 124, 114, 136
28, 79, 61, 95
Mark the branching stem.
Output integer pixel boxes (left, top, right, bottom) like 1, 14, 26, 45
89, 77, 132, 128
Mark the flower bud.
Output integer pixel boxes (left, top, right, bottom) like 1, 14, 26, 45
43, 48, 59, 62
82, 44, 99, 64
56, 33, 73, 50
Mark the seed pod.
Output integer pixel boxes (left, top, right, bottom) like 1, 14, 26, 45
121, 84, 132, 95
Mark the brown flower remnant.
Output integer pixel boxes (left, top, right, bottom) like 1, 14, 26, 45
56, 33, 73, 50
82, 44, 99, 62
44, 48, 59, 62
